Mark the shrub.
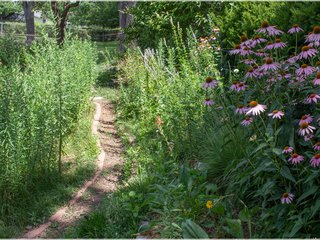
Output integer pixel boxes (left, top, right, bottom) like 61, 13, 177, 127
0, 37, 96, 207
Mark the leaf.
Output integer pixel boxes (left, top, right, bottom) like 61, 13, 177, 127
182, 219, 209, 239
212, 203, 225, 215
284, 219, 304, 238
224, 218, 243, 238
297, 186, 318, 203
239, 208, 250, 222
280, 166, 296, 183
272, 148, 282, 156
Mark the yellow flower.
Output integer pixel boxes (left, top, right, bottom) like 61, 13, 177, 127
206, 200, 213, 209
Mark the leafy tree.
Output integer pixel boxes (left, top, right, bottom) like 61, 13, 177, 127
0, 2, 21, 16
68, 2, 118, 29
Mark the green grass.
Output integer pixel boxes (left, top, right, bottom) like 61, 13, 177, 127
0, 104, 99, 238
94, 41, 118, 52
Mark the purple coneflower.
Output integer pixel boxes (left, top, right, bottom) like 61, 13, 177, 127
308, 40, 320, 48
265, 39, 286, 50
235, 82, 247, 92
296, 64, 314, 76
245, 67, 259, 79
230, 81, 238, 91
304, 134, 314, 141
268, 110, 284, 119
305, 93, 320, 104
281, 192, 294, 204
257, 21, 284, 36
242, 59, 256, 65
255, 50, 269, 58
288, 24, 304, 34
298, 122, 316, 136
240, 47, 253, 56
260, 58, 280, 72
306, 26, 320, 43
202, 76, 218, 89
246, 101, 267, 116
313, 72, 320, 86
297, 46, 318, 60
282, 146, 294, 154
203, 98, 214, 106
311, 154, 320, 167
299, 114, 313, 125
313, 142, 320, 151
288, 153, 304, 164
229, 44, 242, 55
251, 35, 267, 47
287, 55, 298, 64
235, 105, 248, 114
241, 117, 253, 126
277, 72, 292, 81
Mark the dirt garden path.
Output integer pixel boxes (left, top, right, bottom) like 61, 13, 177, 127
22, 97, 124, 238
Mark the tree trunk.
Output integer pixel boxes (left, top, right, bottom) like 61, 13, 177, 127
118, 1, 136, 52
51, 1, 79, 46
23, 1, 35, 46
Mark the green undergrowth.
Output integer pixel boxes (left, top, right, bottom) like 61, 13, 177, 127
1, 104, 98, 238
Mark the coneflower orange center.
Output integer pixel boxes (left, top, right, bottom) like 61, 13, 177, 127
301, 64, 308, 68
235, 44, 240, 49
245, 117, 251, 121
316, 61, 320, 66
300, 122, 309, 129
244, 47, 250, 51
249, 101, 258, 107
275, 38, 281, 43
293, 24, 299, 28
272, 110, 279, 114
316, 142, 320, 146
254, 36, 260, 40
248, 68, 254, 73
309, 93, 316, 98
284, 146, 289, 150
205, 98, 210, 101
266, 41, 272, 45
283, 193, 289, 198
315, 154, 320, 159
261, 21, 269, 28
238, 82, 244, 87
302, 46, 310, 51
316, 72, 320, 78
206, 76, 213, 83
240, 35, 248, 42
265, 58, 273, 64
238, 104, 244, 108
313, 26, 320, 34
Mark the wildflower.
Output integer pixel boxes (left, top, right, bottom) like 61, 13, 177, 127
203, 98, 214, 106
257, 21, 284, 36
235, 105, 248, 114
311, 154, 320, 167
299, 114, 313, 125
235, 82, 247, 92
287, 55, 298, 64
281, 192, 294, 204
233, 69, 239, 74
241, 117, 253, 126
265, 39, 286, 50
305, 93, 320, 104
203, 76, 218, 89
313, 72, 320, 86
297, 46, 318, 60
277, 72, 292, 81
296, 64, 314, 76
230, 81, 238, 91
308, 40, 320, 48
313, 142, 320, 151
251, 35, 267, 47
288, 24, 304, 34
304, 134, 314, 141
306, 26, 320, 43
229, 44, 242, 55
298, 122, 316, 136
260, 58, 280, 72
246, 101, 267, 116
240, 47, 253, 56
249, 135, 257, 141
268, 110, 284, 119
255, 49, 269, 57
288, 153, 304, 164
282, 146, 294, 154
206, 200, 213, 209
242, 59, 256, 65
245, 67, 259, 79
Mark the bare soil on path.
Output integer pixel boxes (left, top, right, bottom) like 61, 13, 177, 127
22, 97, 123, 238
